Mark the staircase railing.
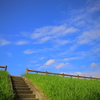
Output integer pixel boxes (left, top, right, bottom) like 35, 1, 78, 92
26, 68, 100, 80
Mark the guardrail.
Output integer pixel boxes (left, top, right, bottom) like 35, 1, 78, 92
0, 66, 7, 71
26, 69, 100, 80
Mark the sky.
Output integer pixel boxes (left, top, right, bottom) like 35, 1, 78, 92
0, 0, 100, 77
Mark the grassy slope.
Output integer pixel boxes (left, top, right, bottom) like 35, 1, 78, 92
24, 73, 100, 100
0, 70, 14, 100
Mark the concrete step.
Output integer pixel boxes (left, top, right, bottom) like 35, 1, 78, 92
12, 79, 25, 83
13, 82, 27, 85
13, 85, 28, 87
15, 90, 33, 94
12, 78, 24, 80
16, 94, 36, 98
11, 76, 39, 100
13, 81, 25, 83
14, 87, 31, 91
16, 98, 39, 100
13, 83, 26, 85
14, 85, 28, 88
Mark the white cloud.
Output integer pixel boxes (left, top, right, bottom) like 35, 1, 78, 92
90, 62, 98, 68
31, 33, 42, 39
70, 44, 78, 51
63, 57, 80, 61
69, 29, 100, 51
76, 20, 85, 26
92, 44, 100, 55
56, 39, 72, 45
69, 71, 100, 78
0, 38, 10, 46
64, 27, 78, 34
15, 40, 28, 45
77, 30, 100, 45
45, 59, 55, 65
60, 72, 67, 74
56, 63, 65, 69
38, 66, 46, 69
23, 49, 35, 54
50, 25, 66, 34
40, 36, 51, 42
23, 25, 78, 44
56, 63, 69, 69
70, 72, 83, 76
39, 57, 46, 60
35, 36, 51, 44
82, 71, 100, 78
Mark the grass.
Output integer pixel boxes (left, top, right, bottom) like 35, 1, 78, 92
24, 73, 100, 100
0, 70, 14, 100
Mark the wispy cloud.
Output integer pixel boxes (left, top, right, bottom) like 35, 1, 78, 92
0, 38, 10, 46
31, 33, 42, 39
56, 63, 69, 69
56, 39, 72, 45
77, 30, 100, 45
70, 72, 83, 76
15, 40, 29, 45
56, 63, 65, 69
92, 44, 100, 56
23, 49, 35, 54
90, 62, 99, 69
64, 27, 78, 34
38, 59, 55, 69
45, 59, 55, 65
63, 57, 80, 61
22, 25, 78, 44
34, 36, 51, 44
69, 70, 100, 78
39, 57, 46, 60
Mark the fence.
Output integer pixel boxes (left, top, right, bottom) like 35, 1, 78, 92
0, 66, 7, 71
26, 69, 100, 80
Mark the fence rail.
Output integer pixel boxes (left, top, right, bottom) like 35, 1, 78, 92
0, 66, 7, 71
26, 69, 100, 80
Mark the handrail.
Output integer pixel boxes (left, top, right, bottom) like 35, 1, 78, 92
26, 69, 100, 80
0, 66, 7, 71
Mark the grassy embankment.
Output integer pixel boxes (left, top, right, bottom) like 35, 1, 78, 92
24, 73, 100, 100
0, 70, 14, 100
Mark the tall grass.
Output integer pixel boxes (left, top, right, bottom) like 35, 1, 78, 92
0, 70, 14, 100
24, 73, 100, 100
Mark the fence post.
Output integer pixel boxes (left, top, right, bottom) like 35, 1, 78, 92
5, 66, 7, 71
46, 71, 48, 74
84, 77, 86, 79
62, 73, 65, 77
70, 76, 72, 78
26, 68, 28, 73
77, 75, 79, 79
90, 76, 92, 80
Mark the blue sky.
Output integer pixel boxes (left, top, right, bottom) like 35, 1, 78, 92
0, 0, 100, 77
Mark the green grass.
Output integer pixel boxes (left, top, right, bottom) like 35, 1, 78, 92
0, 70, 14, 100
24, 73, 100, 100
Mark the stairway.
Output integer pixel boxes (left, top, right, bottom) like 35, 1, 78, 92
11, 76, 39, 100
